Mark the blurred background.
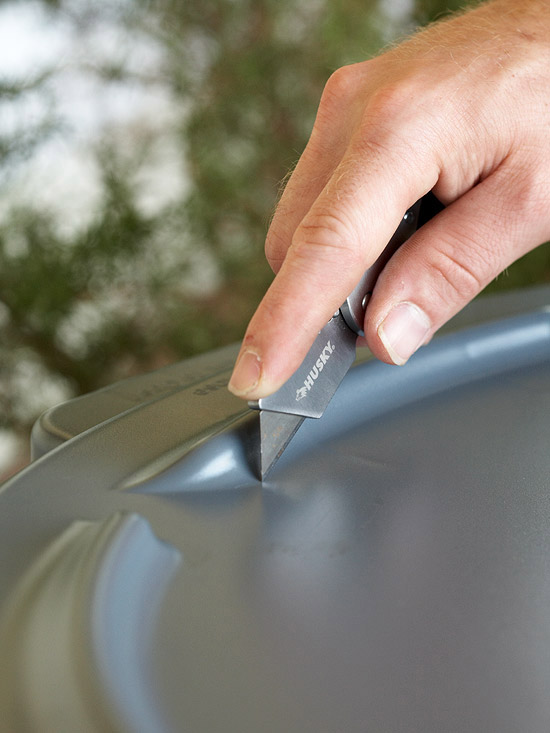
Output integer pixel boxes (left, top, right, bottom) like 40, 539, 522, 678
1, 0, 549, 480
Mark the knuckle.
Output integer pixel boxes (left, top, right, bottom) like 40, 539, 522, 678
366, 80, 411, 119
424, 234, 489, 306
291, 209, 363, 269
356, 78, 439, 165
321, 64, 363, 108
363, 76, 426, 133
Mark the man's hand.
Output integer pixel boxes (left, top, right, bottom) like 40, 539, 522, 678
229, 0, 550, 399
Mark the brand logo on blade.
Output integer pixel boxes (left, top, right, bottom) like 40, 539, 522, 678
295, 340, 335, 401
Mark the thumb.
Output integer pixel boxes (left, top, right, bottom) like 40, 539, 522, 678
365, 162, 549, 365
228, 145, 436, 399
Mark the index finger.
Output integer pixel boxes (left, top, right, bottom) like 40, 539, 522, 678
228, 130, 438, 399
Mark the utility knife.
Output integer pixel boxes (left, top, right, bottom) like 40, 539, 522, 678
249, 192, 443, 479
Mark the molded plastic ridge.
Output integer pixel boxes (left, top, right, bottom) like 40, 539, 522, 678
0, 513, 180, 733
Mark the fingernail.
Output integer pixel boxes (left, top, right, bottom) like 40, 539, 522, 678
378, 302, 430, 365
228, 349, 262, 396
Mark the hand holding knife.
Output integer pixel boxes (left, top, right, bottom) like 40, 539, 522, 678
249, 192, 443, 479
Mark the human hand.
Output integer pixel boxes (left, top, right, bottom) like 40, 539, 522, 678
229, 0, 550, 399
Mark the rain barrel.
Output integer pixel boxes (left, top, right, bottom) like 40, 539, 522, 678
1, 286, 550, 732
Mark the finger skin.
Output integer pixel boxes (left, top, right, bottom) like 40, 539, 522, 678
229, 0, 550, 400
265, 63, 369, 274
368, 156, 550, 364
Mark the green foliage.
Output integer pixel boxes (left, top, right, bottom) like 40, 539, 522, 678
412, 0, 466, 24
0, 0, 548, 464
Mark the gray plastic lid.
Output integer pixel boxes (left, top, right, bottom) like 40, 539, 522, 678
1, 286, 550, 732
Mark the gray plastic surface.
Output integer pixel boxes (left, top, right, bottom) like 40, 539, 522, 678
2, 287, 550, 732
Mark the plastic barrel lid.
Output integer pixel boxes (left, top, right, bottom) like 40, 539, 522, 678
1, 287, 550, 732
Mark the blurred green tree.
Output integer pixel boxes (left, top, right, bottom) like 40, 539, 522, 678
0, 0, 548, 476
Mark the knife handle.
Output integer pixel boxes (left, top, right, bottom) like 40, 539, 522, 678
339, 192, 444, 336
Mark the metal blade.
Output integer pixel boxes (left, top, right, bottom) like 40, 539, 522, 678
252, 312, 356, 479
259, 410, 305, 479
255, 312, 357, 419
